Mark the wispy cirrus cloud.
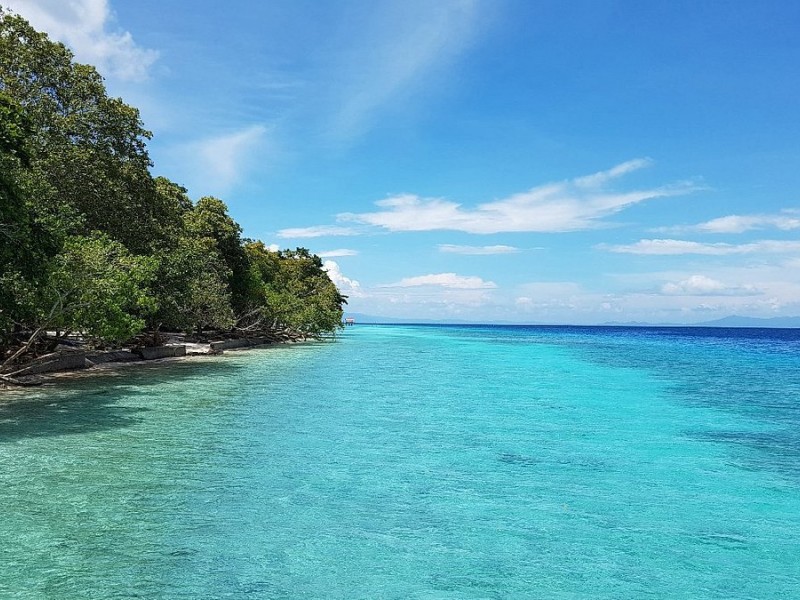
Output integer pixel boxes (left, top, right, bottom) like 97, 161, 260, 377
381, 273, 497, 289
601, 239, 800, 255
438, 244, 520, 255
174, 125, 271, 196
326, 0, 482, 139
318, 249, 359, 258
655, 210, 800, 234
5, 0, 158, 81
660, 275, 759, 296
334, 159, 699, 234
573, 158, 652, 188
277, 225, 360, 239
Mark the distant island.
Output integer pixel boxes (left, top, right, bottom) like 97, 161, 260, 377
604, 316, 800, 328
0, 10, 345, 385
346, 313, 800, 328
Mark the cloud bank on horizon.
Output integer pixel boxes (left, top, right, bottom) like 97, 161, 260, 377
11, 0, 800, 324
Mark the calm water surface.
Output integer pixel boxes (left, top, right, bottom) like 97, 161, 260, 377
1, 325, 800, 598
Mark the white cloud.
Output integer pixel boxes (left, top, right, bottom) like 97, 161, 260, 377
349, 262, 800, 323
360, 285, 498, 319
573, 158, 653, 188
174, 125, 270, 196
277, 225, 360, 239
518, 282, 584, 296
512, 282, 586, 312
602, 239, 800, 255
322, 260, 363, 297
5, 0, 159, 81
660, 275, 759, 296
381, 273, 497, 289
438, 244, 520, 255
611, 263, 800, 312
318, 249, 358, 258
337, 160, 698, 234
498, 270, 800, 324
657, 211, 800, 234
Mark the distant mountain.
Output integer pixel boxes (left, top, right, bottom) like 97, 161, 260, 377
693, 315, 800, 328
343, 313, 501, 325
601, 321, 679, 327
343, 313, 443, 324
346, 313, 800, 328
604, 316, 800, 328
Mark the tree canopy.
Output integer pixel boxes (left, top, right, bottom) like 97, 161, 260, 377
0, 8, 345, 369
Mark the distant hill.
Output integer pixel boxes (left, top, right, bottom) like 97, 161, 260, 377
345, 313, 800, 328
693, 315, 800, 328
344, 313, 425, 324
602, 321, 679, 327
605, 316, 800, 328
343, 313, 497, 325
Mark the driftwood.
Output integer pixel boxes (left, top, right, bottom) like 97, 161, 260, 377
1, 324, 318, 388
0, 373, 42, 387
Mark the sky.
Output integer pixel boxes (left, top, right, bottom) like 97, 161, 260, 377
6, 0, 800, 323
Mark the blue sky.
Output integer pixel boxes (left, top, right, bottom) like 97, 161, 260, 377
8, 0, 800, 323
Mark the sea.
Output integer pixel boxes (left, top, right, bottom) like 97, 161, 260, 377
1, 324, 799, 599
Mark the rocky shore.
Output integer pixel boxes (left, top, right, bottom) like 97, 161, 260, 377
0, 329, 315, 388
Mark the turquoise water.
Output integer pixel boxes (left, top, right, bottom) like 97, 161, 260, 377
2, 324, 800, 598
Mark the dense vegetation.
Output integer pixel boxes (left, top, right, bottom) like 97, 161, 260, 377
0, 8, 346, 371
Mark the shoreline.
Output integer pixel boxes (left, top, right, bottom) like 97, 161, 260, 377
0, 337, 314, 394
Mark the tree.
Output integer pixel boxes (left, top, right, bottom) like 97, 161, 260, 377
47, 235, 156, 342
1, 233, 155, 371
184, 196, 252, 315
149, 236, 235, 337
0, 90, 54, 350
0, 9, 169, 253
142, 179, 236, 339
0, 89, 31, 274
245, 244, 347, 335
0, 8, 348, 364
153, 176, 194, 246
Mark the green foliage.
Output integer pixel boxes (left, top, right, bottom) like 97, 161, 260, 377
0, 90, 52, 347
153, 176, 193, 247
0, 90, 29, 265
0, 9, 348, 360
44, 234, 156, 344
185, 197, 252, 315
0, 9, 168, 253
145, 181, 236, 334
246, 244, 347, 335
183, 262, 236, 334
0, 89, 29, 164
149, 237, 235, 334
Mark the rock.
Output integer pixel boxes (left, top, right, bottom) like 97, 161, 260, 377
136, 345, 187, 360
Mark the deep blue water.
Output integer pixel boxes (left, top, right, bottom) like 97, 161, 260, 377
1, 324, 800, 598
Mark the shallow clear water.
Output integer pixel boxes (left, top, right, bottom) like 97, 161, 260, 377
2, 325, 800, 598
